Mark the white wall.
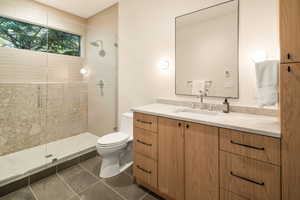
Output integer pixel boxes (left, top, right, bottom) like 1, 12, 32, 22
118, 0, 279, 118
86, 5, 119, 136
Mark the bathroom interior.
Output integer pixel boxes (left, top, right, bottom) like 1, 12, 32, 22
0, 0, 299, 199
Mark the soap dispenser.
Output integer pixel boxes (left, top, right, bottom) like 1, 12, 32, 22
223, 98, 230, 113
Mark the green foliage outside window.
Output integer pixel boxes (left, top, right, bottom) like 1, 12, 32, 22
0, 16, 81, 56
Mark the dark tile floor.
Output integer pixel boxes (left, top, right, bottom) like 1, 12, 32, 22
0, 156, 163, 200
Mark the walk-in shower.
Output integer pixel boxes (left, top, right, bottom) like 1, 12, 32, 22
0, 18, 97, 189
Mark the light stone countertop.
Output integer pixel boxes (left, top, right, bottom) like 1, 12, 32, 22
131, 103, 281, 138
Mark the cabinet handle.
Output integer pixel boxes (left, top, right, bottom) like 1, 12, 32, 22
137, 119, 152, 125
287, 53, 292, 60
137, 139, 152, 147
137, 165, 152, 174
230, 140, 265, 151
178, 122, 182, 127
288, 66, 291, 72
230, 171, 265, 186
186, 124, 190, 129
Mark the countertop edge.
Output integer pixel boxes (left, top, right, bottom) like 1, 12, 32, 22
131, 108, 281, 138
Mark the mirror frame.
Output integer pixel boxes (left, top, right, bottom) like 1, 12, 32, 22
175, 0, 240, 99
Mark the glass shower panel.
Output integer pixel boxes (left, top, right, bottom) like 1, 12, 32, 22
43, 54, 87, 163
0, 47, 48, 182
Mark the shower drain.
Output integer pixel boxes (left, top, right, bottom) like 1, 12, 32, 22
45, 154, 58, 163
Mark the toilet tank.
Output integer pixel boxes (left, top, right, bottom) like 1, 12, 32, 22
120, 112, 133, 137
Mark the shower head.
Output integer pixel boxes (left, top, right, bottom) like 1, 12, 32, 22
90, 40, 106, 57
90, 40, 104, 48
90, 41, 100, 47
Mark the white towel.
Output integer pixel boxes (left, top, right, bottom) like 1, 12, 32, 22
255, 60, 279, 106
191, 80, 206, 95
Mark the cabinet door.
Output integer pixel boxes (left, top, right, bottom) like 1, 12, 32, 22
280, 0, 300, 63
281, 64, 300, 200
158, 117, 184, 200
185, 122, 219, 200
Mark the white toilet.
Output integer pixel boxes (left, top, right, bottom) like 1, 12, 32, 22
96, 112, 133, 178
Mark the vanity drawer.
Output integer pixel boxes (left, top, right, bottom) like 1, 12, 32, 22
220, 128, 281, 165
220, 151, 281, 200
220, 189, 248, 200
134, 127, 158, 160
134, 113, 158, 133
134, 153, 157, 189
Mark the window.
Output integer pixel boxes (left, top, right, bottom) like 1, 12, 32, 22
48, 29, 81, 56
0, 16, 81, 56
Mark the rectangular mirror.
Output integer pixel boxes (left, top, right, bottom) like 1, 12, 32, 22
175, 0, 239, 98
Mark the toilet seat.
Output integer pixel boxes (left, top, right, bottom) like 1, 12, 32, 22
97, 132, 129, 148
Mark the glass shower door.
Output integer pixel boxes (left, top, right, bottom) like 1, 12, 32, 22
0, 47, 48, 183
43, 54, 88, 165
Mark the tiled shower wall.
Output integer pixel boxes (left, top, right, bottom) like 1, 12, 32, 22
0, 47, 88, 156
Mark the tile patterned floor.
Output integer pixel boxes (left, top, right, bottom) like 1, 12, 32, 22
0, 156, 163, 200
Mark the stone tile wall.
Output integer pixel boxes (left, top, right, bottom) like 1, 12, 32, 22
0, 48, 88, 156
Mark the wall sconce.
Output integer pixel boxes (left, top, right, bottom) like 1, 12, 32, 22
159, 60, 170, 70
80, 68, 89, 76
252, 50, 267, 63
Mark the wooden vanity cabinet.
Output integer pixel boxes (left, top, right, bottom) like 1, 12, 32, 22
157, 118, 219, 200
133, 113, 281, 200
280, 0, 300, 198
280, 0, 300, 63
281, 63, 300, 200
158, 117, 185, 200
220, 151, 281, 200
133, 114, 158, 189
185, 122, 219, 200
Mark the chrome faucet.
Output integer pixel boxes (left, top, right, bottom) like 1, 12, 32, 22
198, 89, 209, 102
197, 89, 209, 109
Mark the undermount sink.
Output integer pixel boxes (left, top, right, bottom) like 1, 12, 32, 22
174, 108, 219, 116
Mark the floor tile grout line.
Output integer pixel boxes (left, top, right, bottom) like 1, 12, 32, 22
75, 179, 101, 194
79, 158, 147, 200
138, 192, 148, 200
99, 179, 128, 200
28, 185, 39, 200
78, 162, 101, 180
78, 159, 136, 200
56, 172, 81, 199
77, 162, 128, 200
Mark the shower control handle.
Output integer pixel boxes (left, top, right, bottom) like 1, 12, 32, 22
37, 86, 41, 108
97, 80, 105, 88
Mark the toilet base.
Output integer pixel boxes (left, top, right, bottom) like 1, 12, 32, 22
99, 143, 133, 178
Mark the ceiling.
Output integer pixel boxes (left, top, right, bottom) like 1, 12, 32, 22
34, 0, 118, 18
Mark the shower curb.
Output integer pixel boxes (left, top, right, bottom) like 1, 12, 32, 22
0, 150, 97, 197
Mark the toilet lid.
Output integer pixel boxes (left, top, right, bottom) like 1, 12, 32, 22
97, 132, 129, 146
